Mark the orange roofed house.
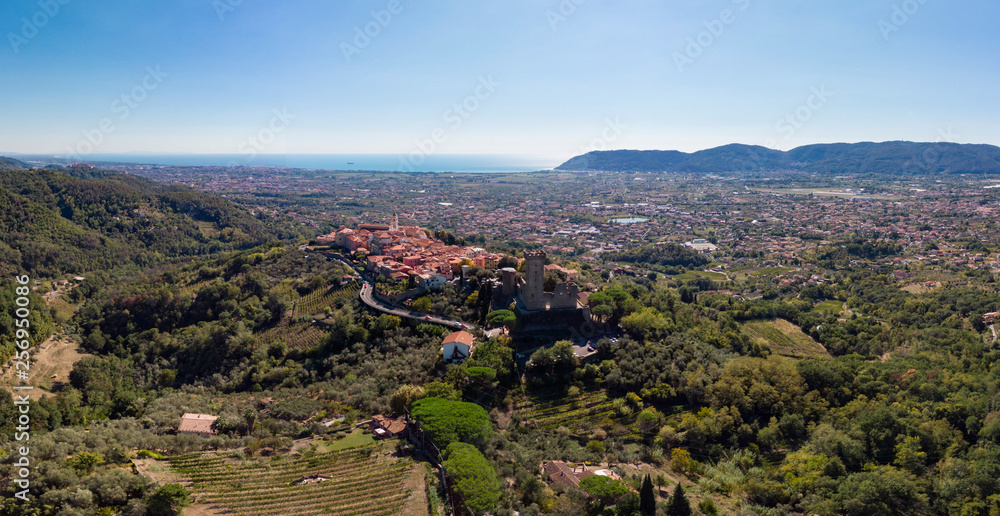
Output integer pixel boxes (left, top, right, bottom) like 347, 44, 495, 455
543, 461, 622, 491
358, 415, 408, 439
442, 331, 475, 363
177, 413, 218, 437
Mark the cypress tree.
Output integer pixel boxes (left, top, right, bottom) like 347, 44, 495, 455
640, 474, 656, 515
666, 483, 691, 516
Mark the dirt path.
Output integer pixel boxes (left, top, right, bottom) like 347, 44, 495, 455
133, 458, 218, 516
0, 334, 88, 395
399, 465, 430, 516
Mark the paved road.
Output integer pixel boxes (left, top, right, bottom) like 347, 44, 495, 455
317, 248, 476, 331
358, 274, 473, 331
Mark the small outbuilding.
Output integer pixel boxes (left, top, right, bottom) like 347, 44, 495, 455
177, 413, 218, 437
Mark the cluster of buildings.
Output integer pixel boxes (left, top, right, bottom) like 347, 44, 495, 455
317, 215, 507, 287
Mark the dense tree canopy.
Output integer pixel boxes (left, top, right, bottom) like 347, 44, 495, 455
411, 397, 494, 448
442, 443, 503, 515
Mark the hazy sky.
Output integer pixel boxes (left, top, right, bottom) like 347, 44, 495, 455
1, 0, 997, 161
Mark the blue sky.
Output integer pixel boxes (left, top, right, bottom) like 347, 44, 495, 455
1, 0, 997, 162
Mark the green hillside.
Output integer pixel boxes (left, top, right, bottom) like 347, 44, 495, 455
0, 156, 28, 171
0, 167, 297, 276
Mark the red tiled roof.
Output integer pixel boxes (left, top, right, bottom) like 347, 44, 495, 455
178, 413, 218, 434
373, 415, 407, 435
442, 331, 474, 347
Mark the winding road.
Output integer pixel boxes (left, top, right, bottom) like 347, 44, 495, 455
321, 249, 474, 331
359, 281, 472, 330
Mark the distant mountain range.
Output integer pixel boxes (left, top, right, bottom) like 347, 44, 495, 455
555, 142, 1000, 175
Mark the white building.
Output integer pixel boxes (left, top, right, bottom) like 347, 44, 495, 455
416, 273, 447, 290
442, 331, 475, 363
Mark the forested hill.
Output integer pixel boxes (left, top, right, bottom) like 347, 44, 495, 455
0, 156, 28, 171
0, 166, 298, 276
556, 141, 1000, 175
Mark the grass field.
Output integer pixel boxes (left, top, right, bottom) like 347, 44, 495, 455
167, 443, 415, 516
674, 270, 728, 281
812, 300, 844, 315
319, 428, 376, 452
742, 319, 830, 360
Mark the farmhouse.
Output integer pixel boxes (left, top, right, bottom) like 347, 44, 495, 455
358, 415, 408, 439
177, 413, 218, 437
442, 331, 475, 363
985, 312, 999, 324
543, 461, 624, 491
543, 460, 588, 489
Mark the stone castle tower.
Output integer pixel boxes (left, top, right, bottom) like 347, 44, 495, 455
522, 251, 546, 310
501, 267, 518, 297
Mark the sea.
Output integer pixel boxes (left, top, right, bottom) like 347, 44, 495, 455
35, 153, 562, 174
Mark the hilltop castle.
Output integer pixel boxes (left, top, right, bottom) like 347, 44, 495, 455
496, 250, 590, 327
516, 251, 579, 311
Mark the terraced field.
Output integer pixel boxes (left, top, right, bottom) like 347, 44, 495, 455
168, 445, 414, 516
293, 284, 360, 317
255, 321, 327, 350
516, 390, 621, 435
742, 319, 830, 359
